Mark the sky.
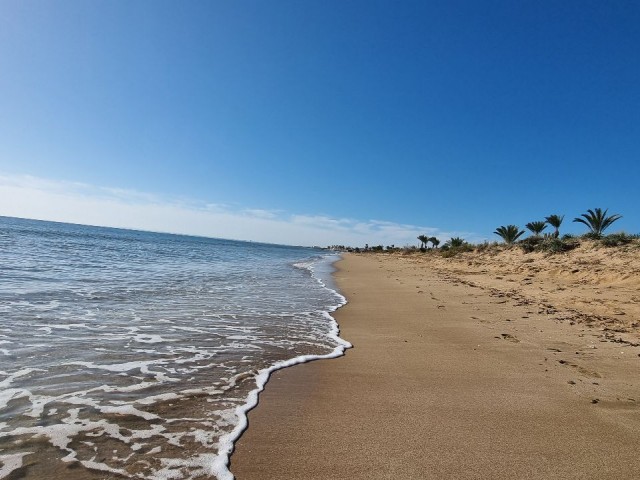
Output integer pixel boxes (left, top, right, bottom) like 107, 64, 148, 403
0, 0, 638, 246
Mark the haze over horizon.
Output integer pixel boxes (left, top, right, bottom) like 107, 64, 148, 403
1, 1, 638, 246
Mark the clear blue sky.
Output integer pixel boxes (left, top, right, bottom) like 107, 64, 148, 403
1, 0, 638, 245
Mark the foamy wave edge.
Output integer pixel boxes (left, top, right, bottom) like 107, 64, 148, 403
212, 254, 350, 480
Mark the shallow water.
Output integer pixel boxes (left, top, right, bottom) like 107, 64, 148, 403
0, 217, 347, 479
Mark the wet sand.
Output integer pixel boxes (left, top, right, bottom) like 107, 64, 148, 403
231, 252, 640, 479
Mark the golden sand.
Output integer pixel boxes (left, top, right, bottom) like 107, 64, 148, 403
231, 246, 640, 479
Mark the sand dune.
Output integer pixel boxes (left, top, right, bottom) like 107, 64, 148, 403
413, 242, 640, 345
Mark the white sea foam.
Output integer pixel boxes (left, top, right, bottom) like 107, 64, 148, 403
35, 323, 90, 331
134, 333, 171, 343
0, 452, 32, 477
0, 368, 46, 389
64, 359, 167, 373
134, 392, 181, 405
0, 389, 31, 411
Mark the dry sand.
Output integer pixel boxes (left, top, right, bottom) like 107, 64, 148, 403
231, 246, 640, 479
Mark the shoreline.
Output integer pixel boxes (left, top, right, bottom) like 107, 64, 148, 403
215, 254, 351, 480
230, 252, 640, 479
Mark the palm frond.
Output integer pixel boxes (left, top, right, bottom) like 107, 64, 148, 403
494, 225, 525, 244
573, 208, 622, 237
525, 221, 547, 236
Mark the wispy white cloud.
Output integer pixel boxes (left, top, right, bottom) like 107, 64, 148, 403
242, 208, 280, 219
0, 173, 478, 247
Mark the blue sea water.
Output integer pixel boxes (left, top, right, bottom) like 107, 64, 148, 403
0, 217, 348, 479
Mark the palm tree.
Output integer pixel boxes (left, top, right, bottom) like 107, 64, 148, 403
429, 237, 440, 249
525, 221, 547, 237
494, 225, 525, 244
545, 214, 564, 238
573, 208, 622, 238
447, 237, 465, 248
417, 235, 428, 249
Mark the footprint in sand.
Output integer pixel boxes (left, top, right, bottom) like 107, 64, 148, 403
576, 365, 601, 378
557, 360, 601, 378
500, 333, 520, 343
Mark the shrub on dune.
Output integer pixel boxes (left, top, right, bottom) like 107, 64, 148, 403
441, 237, 474, 257
599, 232, 638, 247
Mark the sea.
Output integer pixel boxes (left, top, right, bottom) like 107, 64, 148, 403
0, 216, 349, 479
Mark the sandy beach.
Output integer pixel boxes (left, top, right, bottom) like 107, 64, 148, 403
231, 247, 640, 479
